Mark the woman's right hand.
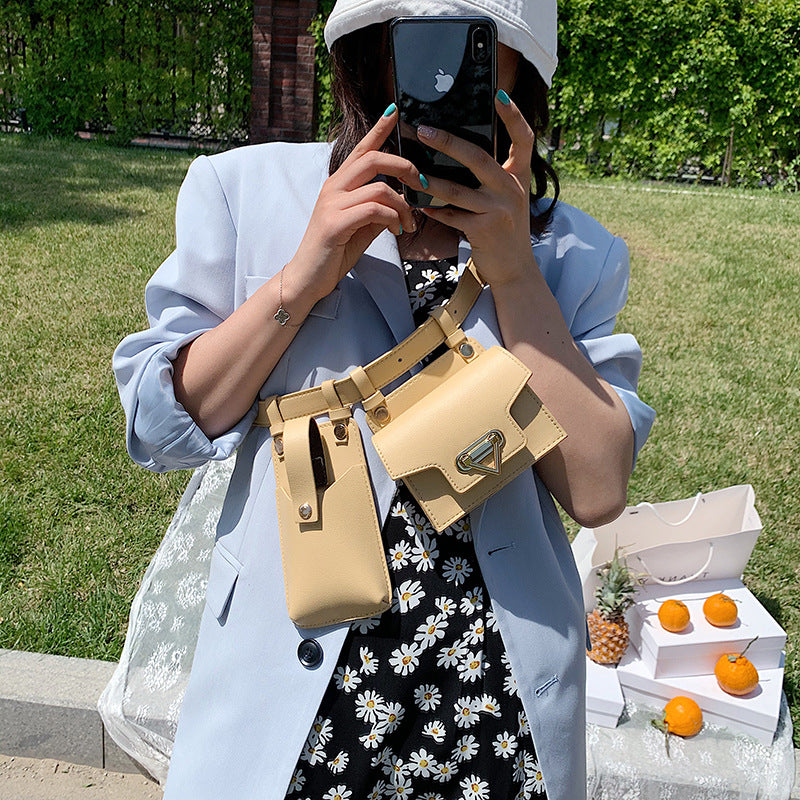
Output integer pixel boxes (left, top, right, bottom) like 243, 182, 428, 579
284, 105, 428, 305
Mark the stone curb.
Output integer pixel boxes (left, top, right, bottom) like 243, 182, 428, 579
0, 649, 145, 777
0, 647, 798, 795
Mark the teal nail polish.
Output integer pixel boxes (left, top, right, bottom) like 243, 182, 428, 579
419, 173, 429, 190
399, 224, 403, 235
497, 89, 511, 105
383, 103, 397, 117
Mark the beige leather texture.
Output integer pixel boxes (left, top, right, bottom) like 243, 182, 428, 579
272, 414, 392, 629
371, 343, 567, 532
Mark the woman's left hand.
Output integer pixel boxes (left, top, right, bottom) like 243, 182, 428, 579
417, 91, 536, 287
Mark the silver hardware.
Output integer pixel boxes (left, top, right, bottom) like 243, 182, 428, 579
333, 422, 348, 440
299, 503, 312, 520
459, 343, 475, 359
374, 406, 390, 424
456, 430, 506, 475
273, 436, 284, 456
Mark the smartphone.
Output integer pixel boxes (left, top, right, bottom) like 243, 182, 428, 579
390, 16, 497, 208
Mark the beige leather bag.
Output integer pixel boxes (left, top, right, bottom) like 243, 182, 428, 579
257, 261, 566, 626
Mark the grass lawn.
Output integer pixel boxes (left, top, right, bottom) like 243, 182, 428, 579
1, 135, 799, 743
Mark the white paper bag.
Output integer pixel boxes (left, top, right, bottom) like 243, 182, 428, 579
573, 485, 761, 613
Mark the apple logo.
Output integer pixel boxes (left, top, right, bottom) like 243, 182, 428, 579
434, 68, 455, 94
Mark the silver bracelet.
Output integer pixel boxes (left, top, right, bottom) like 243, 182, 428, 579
274, 266, 291, 326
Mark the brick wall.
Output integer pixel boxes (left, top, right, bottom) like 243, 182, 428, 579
251, 0, 319, 143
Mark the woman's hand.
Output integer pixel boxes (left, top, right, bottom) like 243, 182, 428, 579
414, 91, 536, 287
286, 105, 428, 306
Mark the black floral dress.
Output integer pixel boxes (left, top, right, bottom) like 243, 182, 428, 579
284, 258, 547, 800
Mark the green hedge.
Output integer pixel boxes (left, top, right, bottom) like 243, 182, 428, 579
553, 0, 800, 187
0, 0, 252, 144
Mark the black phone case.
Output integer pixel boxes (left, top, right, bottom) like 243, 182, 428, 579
390, 17, 497, 208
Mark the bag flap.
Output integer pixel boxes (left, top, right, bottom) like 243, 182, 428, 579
372, 346, 531, 494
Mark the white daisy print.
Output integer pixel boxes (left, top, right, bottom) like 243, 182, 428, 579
451, 516, 473, 542
370, 747, 394, 769
389, 642, 421, 675
419, 794, 445, 800
286, 767, 305, 794
434, 596, 457, 617
442, 556, 472, 585
460, 774, 490, 800
503, 671, 519, 696
485, 608, 499, 631
367, 781, 387, 800
333, 665, 361, 694
465, 618, 485, 645
452, 734, 479, 762
453, 697, 480, 728
411, 281, 436, 310
408, 747, 438, 777
414, 683, 442, 712
383, 755, 407, 781
379, 701, 405, 733
445, 262, 460, 282
395, 579, 425, 612
350, 614, 382, 634
437, 641, 466, 668
458, 651, 487, 683
307, 716, 333, 747
388, 540, 411, 571
422, 719, 447, 743
433, 760, 458, 782
493, 731, 518, 759
358, 729, 384, 750
359, 646, 379, 675
327, 750, 349, 774
414, 613, 448, 649
479, 694, 501, 717
518, 710, 530, 736
390, 499, 410, 519
388, 776, 413, 798
405, 510, 433, 539
355, 690, 385, 723
322, 786, 351, 800
525, 760, 547, 794
300, 742, 326, 766
459, 587, 483, 615
513, 752, 530, 783
421, 267, 440, 285
410, 532, 439, 572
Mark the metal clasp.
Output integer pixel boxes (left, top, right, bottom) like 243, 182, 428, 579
455, 430, 506, 475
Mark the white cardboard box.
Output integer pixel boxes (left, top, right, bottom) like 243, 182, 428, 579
616, 649, 785, 744
627, 578, 786, 679
585, 657, 624, 728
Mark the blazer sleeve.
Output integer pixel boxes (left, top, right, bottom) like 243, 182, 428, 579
112, 155, 257, 473
570, 235, 656, 466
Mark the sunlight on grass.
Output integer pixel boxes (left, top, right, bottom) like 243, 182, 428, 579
1, 136, 799, 743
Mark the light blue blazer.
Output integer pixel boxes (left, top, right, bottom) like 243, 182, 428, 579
113, 141, 655, 800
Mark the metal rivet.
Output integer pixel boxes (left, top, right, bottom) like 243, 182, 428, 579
273, 437, 284, 455
299, 503, 312, 520
374, 406, 390, 424
459, 343, 475, 358
333, 422, 348, 440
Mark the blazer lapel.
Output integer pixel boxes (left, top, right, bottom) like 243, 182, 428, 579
353, 230, 414, 346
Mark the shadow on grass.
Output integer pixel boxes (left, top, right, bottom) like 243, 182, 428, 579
0, 133, 192, 231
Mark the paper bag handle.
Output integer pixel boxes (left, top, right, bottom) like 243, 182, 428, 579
635, 542, 714, 586
635, 492, 703, 527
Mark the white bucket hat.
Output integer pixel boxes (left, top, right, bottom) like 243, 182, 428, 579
324, 0, 558, 87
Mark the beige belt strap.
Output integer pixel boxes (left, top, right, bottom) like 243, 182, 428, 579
255, 260, 485, 426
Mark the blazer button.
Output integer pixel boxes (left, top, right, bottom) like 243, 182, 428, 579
298, 638, 323, 669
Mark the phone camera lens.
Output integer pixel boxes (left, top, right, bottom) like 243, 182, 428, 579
471, 26, 489, 63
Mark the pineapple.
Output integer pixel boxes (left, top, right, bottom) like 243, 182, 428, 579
587, 548, 638, 665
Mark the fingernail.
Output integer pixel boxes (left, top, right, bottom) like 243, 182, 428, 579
399, 224, 403, 235
383, 103, 397, 117
497, 89, 511, 105
417, 125, 436, 140
419, 173, 429, 190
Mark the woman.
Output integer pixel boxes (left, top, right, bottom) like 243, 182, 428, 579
114, 1, 654, 798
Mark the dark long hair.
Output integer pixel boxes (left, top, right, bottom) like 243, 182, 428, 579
326, 23, 559, 237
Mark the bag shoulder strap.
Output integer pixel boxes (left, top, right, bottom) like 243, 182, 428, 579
255, 260, 485, 426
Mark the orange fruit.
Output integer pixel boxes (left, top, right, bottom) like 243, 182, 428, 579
715, 637, 759, 695
657, 599, 690, 632
663, 696, 704, 737
703, 593, 738, 627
